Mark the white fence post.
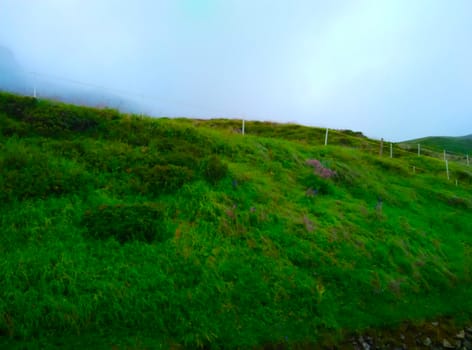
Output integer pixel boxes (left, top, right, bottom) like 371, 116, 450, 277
33, 72, 38, 98
324, 128, 329, 146
446, 159, 450, 180
390, 143, 393, 158
242, 119, 245, 135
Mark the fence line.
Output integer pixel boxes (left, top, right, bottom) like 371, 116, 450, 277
318, 129, 470, 184
397, 143, 470, 167
3, 73, 470, 183
6, 70, 470, 167
3, 69, 227, 117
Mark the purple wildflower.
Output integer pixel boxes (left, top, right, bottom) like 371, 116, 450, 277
306, 159, 336, 178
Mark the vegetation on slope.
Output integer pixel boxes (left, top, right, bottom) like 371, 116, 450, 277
0, 92, 471, 348
400, 135, 472, 155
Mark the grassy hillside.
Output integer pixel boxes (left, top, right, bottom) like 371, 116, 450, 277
0, 92, 471, 349
400, 135, 472, 155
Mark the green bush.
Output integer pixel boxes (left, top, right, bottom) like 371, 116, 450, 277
299, 165, 336, 195
82, 203, 168, 244
0, 93, 37, 118
0, 94, 101, 137
24, 105, 99, 136
160, 150, 201, 169
455, 168, 472, 184
201, 155, 228, 185
133, 164, 195, 195
340, 129, 366, 138
304, 174, 335, 195
436, 192, 471, 209
0, 113, 30, 137
0, 143, 91, 202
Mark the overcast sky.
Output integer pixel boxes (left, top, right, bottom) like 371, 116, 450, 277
1, 0, 471, 141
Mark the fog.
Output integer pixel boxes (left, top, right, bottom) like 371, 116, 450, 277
1, 0, 471, 141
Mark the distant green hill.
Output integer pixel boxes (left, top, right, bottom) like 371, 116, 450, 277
0, 92, 471, 348
400, 135, 472, 155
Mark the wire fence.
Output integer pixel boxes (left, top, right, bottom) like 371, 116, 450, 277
2, 69, 470, 183
403, 144, 470, 166
1, 69, 230, 117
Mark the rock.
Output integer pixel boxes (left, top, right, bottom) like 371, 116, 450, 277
457, 331, 466, 339
338, 323, 472, 350
442, 339, 455, 349
423, 337, 432, 346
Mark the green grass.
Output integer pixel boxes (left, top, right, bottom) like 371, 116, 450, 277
0, 92, 471, 348
400, 135, 472, 155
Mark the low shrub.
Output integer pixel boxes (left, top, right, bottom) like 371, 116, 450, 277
437, 193, 471, 209
0, 113, 30, 137
201, 155, 228, 185
303, 174, 336, 195
300, 160, 337, 195
340, 129, 366, 138
133, 164, 195, 195
82, 203, 168, 243
160, 150, 201, 169
0, 144, 91, 202
0, 93, 37, 118
0, 94, 102, 137
24, 105, 99, 136
455, 169, 472, 184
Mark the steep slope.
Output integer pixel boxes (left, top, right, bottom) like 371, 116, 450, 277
0, 92, 471, 348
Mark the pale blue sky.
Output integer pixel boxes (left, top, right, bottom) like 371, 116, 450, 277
1, 0, 471, 141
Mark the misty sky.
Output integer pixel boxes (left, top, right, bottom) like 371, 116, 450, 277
1, 0, 471, 141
